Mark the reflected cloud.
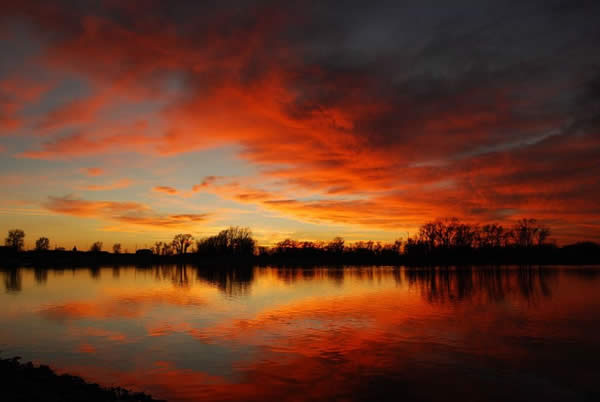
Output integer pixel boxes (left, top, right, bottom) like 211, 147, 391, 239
38, 286, 209, 321
2, 265, 600, 402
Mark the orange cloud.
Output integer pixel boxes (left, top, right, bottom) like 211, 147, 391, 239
80, 178, 132, 191
82, 167, 105, 176
45, 195, 210, 230
45, 195, 148, 217
153, 186, 178, 195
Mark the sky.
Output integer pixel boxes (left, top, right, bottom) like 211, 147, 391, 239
0, 0, 599, 249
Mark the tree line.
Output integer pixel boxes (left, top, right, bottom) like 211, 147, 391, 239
2, 218, 559, 257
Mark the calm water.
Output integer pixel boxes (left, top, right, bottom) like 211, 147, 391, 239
1, 265, 599, 401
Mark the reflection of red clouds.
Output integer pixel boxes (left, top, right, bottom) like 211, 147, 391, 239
70, 327, 127, 343
39, 289, 208, 321
62, 282, 580, 401
78, 343, 97, 354
40, 300, 142, 320
28, 268, 600, 402
147, 322, 193, 338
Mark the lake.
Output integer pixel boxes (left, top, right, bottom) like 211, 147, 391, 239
1, 265, 599, 401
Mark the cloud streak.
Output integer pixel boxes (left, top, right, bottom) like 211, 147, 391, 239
80, 178, 132, 191
45, 195, 210, 230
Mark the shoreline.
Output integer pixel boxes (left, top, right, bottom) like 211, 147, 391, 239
0, 356, 162, 402
1, 244, 599, 268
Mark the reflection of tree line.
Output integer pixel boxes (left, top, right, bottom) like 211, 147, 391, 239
106, 265, 255, 295
404, 266, 557, 305
2, 265, 254, 296
2, 265, 573, 306
269, 266, 402, 287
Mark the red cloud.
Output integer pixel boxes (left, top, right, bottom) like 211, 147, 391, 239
38, 92, 107, 131
0, 75, 52, 134
19, 129, 157, 160
3, 3, 599, 242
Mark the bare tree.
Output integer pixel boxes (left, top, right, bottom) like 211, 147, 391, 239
196, 227, 255, 256
535, 226, 551, 246
112, 243, 122, 254
327, 237, 345, 254
480, 224, 504, 248
5, 229, 25, 251
90, 241, 103, 252
419, 222, 438, 249
172, 234, 194, 255
513, 218, 549, 248
35, 237, 50, 251
162, 242, 173, 256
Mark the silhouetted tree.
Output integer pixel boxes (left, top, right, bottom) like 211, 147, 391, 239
35, 237, 50, 251
480, 224, 504, 248
112, 243, 122, 254
419, 222, 438, 250
172, 234, 194, 254
513, 218, 550, 248
222, 226, 255, 255
275, 238, 299, 254
391, 239, 403, 253
196, 226, 255, 256
162, 242, 173, 256
327, 237, 345, 254
5, 229, 25, 251
535, 225, 551, 246
90, 241, 103, 252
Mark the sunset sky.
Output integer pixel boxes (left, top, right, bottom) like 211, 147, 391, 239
1, 1, 599, 249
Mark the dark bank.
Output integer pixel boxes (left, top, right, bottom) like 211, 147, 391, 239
2, 219, 600, 268
0, 356, 162, 402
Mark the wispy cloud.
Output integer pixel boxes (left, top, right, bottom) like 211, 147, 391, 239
45, 195, 210, 230
80, 178, 132, 191
153, 186, 178, 195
